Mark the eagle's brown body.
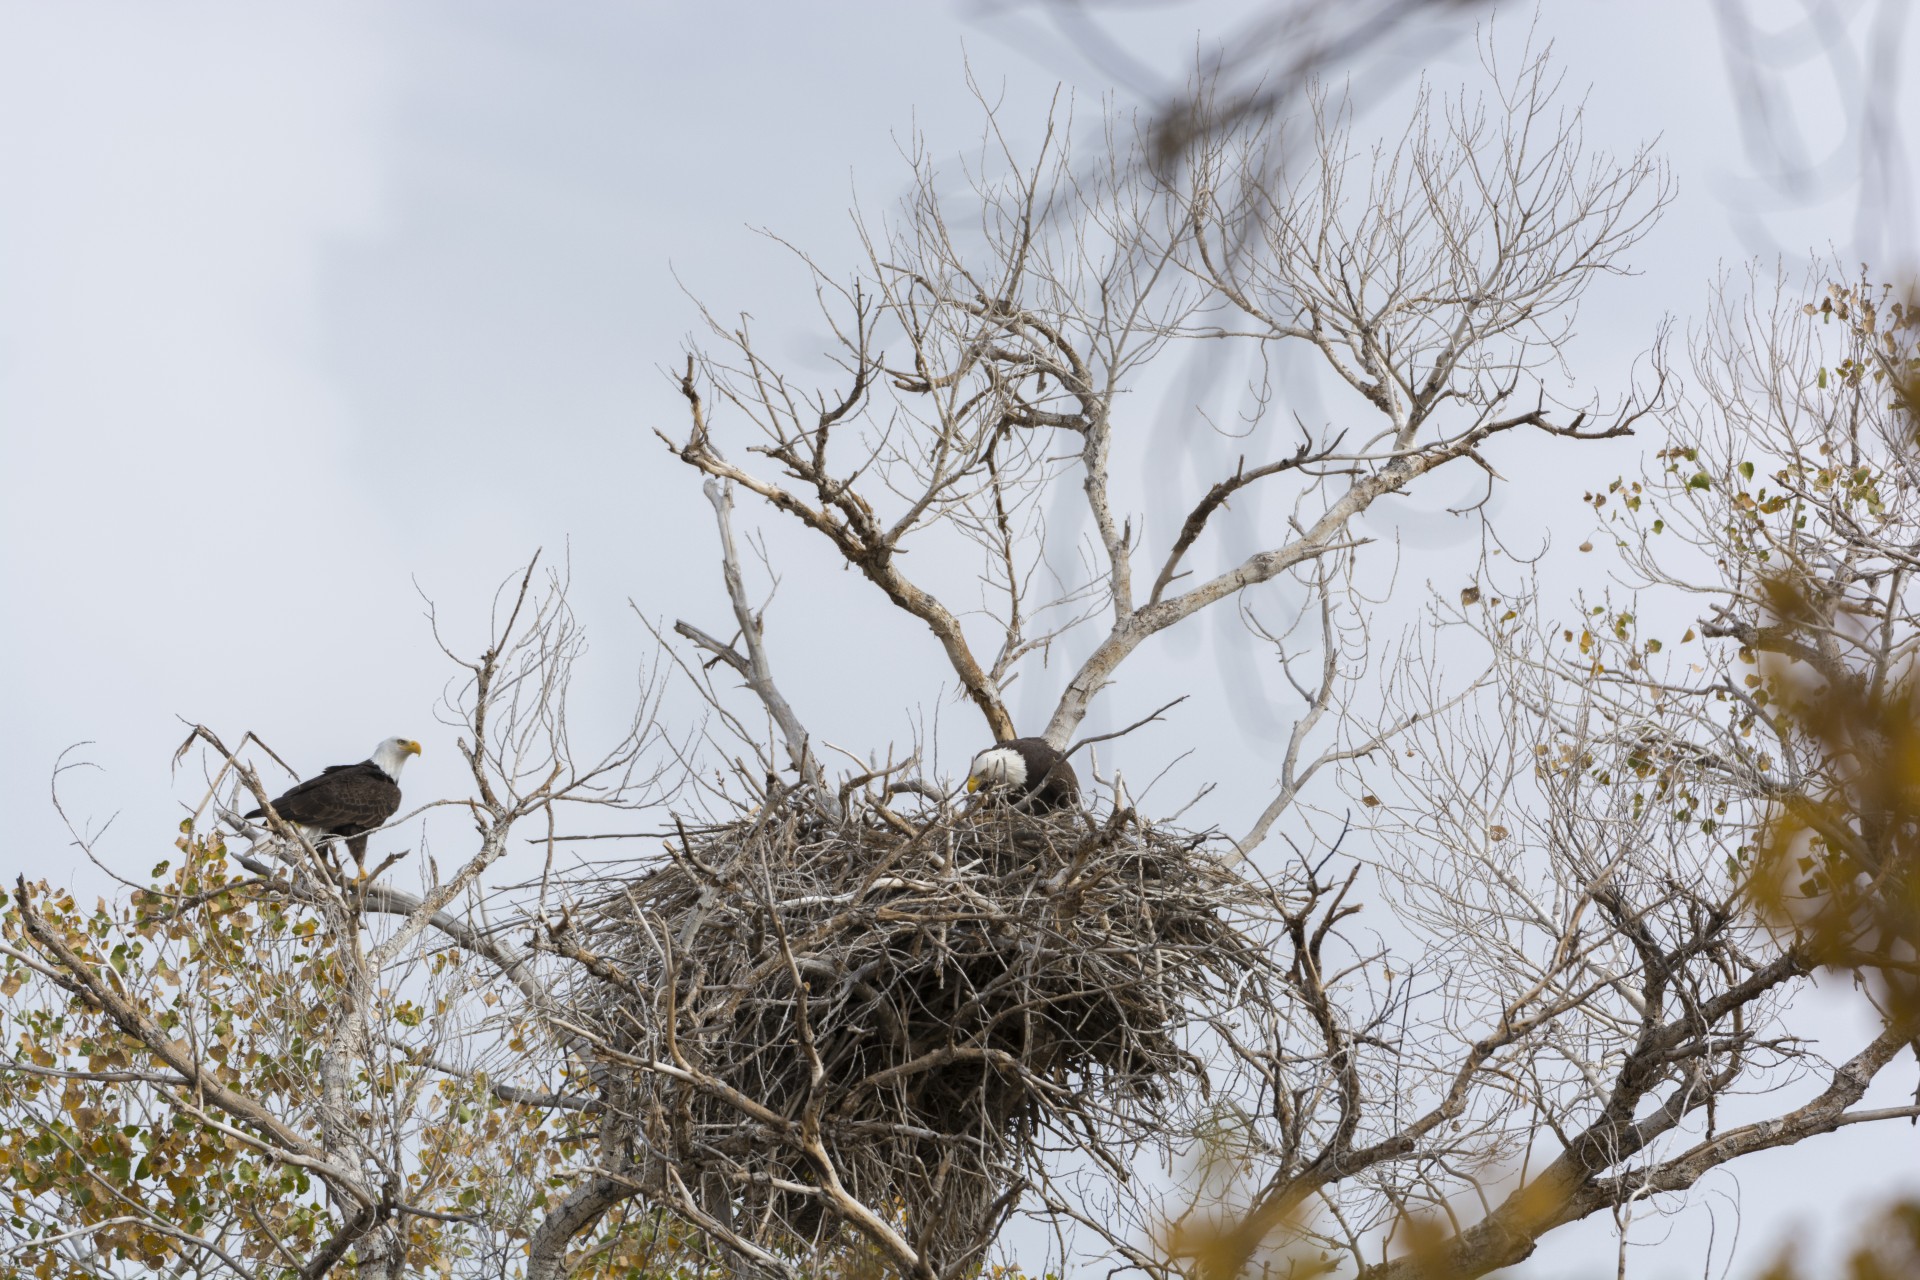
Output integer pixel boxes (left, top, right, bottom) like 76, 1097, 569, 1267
246, 737, 418, 865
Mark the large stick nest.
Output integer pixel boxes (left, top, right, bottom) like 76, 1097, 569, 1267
559, 797, 1278, 1274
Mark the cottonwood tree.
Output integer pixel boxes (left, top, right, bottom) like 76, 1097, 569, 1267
1, 568, 692, 1278
13, 40, 1907, 1280
1593, 266, 1920, 988
668, 44, 1664, 772
1236, 266, 1920, 1280
654, 40, 1698, 1279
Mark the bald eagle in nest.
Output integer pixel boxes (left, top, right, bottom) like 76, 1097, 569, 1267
246, 737, 420, 868
967, 737, 1080, 812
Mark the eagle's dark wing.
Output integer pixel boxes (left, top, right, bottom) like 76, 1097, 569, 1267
1010, 738, 1080, 811
1029, 756, 1080, 811
246, 761, 402, 838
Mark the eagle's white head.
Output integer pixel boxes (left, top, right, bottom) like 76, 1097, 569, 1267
966, 745, 1028, 793
371, 737, 423, 781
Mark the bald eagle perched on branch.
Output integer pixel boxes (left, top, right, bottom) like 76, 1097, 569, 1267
246, 737, 420, 868
967, 737, 1080, 812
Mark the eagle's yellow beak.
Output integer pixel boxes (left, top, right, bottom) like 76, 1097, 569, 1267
404, 740, 423, 757
966, 775, 981, 793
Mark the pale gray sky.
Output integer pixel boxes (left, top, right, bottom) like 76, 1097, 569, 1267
1, 2, 1914, 1275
